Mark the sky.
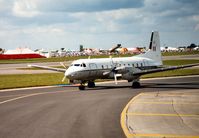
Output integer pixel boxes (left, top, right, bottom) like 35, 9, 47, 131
0, 0, 199, 51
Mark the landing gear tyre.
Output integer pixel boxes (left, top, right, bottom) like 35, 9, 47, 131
79, 85, 85, 90
88, 81, 95, 88
132, 81, 141, 88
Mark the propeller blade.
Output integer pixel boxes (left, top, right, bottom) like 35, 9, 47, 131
103, 71, 111, 75
114, 73, 118, 84
66, 78, 69, 84
60, 62, 67, 69
62, 75, 66, 82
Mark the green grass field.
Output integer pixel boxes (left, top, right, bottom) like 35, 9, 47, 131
163, 59, 199, 66
162, 51, 199, 56
0, 59, 198, 90
0, 73, 63, 90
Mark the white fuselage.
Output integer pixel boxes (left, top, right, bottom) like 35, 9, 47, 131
65, 56, 160, 81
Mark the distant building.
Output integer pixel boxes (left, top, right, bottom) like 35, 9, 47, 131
161, 47, 178, 52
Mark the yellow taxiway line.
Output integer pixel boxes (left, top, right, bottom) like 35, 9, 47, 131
134, 101, 199, 105
127, 112, 199, 117
129, 133, 199, 138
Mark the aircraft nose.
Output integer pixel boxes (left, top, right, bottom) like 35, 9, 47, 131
65, 69, 71, 77
65, 68, 74, 79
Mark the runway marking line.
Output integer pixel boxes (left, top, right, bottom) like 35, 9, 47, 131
140, 93, 199, 97
127, 113, 199, 117
134, 101, 199, 105
0, 89, 77, 105
0, 94, 28, 98
120, 92, 199, 138
128, 133, 199, 138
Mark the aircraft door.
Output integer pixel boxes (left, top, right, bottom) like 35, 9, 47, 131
89, 63, 97, 77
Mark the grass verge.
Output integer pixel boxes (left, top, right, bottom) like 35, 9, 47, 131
163, 59, 199, 66
142, 69, 199, 78
162, 51, 199, 56
0, 73, 63, 90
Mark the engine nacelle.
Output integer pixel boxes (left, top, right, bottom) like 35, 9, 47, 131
121, 67, 141, 81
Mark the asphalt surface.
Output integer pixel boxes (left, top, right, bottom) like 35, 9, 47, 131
0, 75, 198, 138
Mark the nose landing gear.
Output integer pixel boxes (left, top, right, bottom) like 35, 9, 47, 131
78, 81, 96, 90
78, 85, 85, 90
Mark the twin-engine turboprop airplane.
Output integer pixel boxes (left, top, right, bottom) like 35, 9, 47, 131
28, 31, 199, 90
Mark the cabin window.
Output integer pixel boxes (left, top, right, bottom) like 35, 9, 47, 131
136, 63, 139, 67
124, 64, 125, 66
141, 63, 143, 67
102, 65, 104, 69
82, 63, 86, 67
128, 64, 130, 66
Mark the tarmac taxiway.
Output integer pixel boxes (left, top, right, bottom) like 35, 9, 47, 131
0, 75, 198, 138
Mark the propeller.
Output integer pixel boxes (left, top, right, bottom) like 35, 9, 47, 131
62, 75, 66, 82
60, 62, 67, 69
60, 62, 68, 83
103, 67, 119, 84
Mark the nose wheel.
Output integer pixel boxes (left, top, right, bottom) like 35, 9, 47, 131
78, 81, 95, 90
79, 85, 85, 90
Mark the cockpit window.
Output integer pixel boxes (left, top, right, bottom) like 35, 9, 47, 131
82, 63, 86, 67
71, 63, 86, 67
74, 64, 80, 66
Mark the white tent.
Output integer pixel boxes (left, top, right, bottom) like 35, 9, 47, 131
4, 48, 36, 54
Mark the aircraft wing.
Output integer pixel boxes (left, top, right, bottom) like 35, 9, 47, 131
132, 63, 199, 76
28, 64, 66, 73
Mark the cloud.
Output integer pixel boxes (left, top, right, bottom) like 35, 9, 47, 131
12, 0, 41, 17
11, 0, 144, 17
0, 0, 199, 50
35, 0, 144, 12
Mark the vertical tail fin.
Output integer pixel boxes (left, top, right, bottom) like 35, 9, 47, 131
136, 31, 162, 66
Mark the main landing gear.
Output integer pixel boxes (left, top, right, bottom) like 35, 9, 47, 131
132, 81, 141, 88
87, 81, 95, 88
